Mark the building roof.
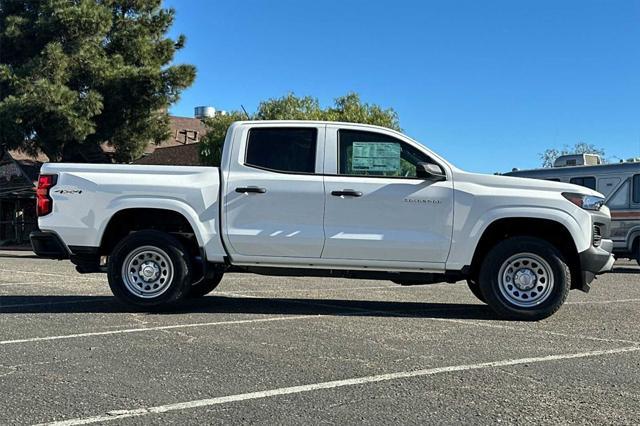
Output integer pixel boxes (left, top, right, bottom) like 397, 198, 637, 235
8, 148, 49, 163
5, 115, 208, 167
100, 116, 207, 156
133, 143, 202, 166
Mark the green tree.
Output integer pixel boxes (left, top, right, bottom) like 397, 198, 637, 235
198, 111, 246, 167
0, 0, 195, 162
540, 142, 606, 168
199, 92, 401, 166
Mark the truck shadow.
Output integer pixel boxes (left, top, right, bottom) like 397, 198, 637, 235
0, 295, 497, 320
611, 267, 640, 274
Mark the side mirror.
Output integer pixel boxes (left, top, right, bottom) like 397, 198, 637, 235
416, 162, 446, 181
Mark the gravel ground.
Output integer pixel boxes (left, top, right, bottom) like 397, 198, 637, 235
0, 251, 638, 425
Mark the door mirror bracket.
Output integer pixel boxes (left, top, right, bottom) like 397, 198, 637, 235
416, 163, 446, 181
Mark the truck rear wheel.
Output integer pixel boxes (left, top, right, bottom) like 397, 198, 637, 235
188, 271, 224, 298
107, 230, 192, 308
479, 237, 570, 321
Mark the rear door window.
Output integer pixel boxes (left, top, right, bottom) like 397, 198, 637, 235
245, 128, 317, 174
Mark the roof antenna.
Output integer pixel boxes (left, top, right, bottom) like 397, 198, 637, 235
241, 105, 250, 120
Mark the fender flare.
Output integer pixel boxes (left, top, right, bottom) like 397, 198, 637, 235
97, 198, 212, 249
448, 206, 590, 270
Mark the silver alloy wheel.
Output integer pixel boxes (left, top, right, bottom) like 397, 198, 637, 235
121, 246, 174, 299
497, 252, 554, 308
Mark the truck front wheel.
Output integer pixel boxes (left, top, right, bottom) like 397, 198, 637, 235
479, 237, 570, 321
107, 230, 192, 308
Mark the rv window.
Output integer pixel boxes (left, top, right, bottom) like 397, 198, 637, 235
570, 176, 596, 190
545, 178, 561, 182
607, 181, 629, 209
633, 175, 640, 203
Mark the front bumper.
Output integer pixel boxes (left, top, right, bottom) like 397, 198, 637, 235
579, 238, 614, 291
30, 231, 69, 259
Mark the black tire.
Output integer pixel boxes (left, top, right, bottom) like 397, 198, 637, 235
107, 230, 192, 308
479, 237, 570, 321
188, 271, 224, 298
466, 279, 486, 303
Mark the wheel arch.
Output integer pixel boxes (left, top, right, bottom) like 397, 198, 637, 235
467, 216, 582, 289
625, 226, 640, 253
99, 206, 203, 257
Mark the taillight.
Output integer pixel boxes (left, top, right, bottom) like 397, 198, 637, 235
36, 174, 57, 216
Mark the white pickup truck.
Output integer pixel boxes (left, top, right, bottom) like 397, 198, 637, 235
31, 121, 614, 320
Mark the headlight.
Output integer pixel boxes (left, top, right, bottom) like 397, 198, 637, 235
562, 192, 605, 211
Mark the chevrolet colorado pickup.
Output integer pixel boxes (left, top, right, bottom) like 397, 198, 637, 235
31, 121, 614, 320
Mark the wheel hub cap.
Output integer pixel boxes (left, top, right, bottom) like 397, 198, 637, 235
513, 268, 536, 290
140, 261, 160, 281
498, 253, 554, 308
121, 246, 174, 299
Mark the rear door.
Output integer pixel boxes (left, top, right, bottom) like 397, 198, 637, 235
222, 124, 326, 259
321, 126, 454, 265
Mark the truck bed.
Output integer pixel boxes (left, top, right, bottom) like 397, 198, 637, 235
38, 163, 226, 262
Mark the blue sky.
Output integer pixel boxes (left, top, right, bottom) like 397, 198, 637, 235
164, 0, 639, 173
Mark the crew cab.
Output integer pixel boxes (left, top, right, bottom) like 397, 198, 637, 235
30, 121, 614, 320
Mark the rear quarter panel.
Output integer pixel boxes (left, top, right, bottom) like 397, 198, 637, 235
38, 163, 227, 262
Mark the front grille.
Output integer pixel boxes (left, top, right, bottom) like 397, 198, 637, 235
593, 224, 602, 247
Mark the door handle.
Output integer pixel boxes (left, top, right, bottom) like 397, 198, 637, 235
331, 189, 363, 197
235, 186, 267, 194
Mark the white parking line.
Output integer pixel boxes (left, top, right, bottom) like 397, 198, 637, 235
426, 317, 640, 345
0, 315, 319, 346
0, 297, 112, 309
37, 346, 640, 426
0, 269, 104, 281
567, 298, 640, 305
0, 281, 64, 287
238, 293, 640, 346
2, 290, 637, 347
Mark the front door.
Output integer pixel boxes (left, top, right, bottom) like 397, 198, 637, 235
322, 128, 454, 264
223, 125, 326, 258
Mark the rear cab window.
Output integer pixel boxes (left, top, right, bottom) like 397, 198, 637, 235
245, 128, 318, 174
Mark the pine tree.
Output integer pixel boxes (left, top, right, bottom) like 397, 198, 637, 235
0, 0, 195, 162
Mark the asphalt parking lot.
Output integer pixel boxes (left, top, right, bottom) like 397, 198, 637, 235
0, 252, 639, 425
